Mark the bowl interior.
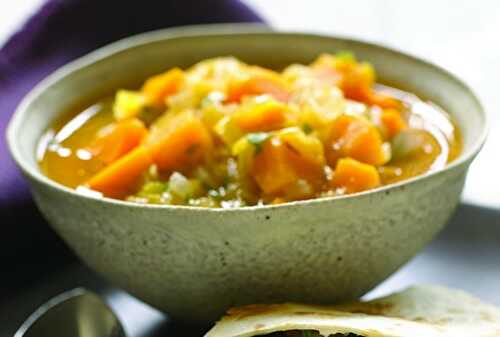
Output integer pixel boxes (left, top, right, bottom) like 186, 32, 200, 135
8, 24, 486, 192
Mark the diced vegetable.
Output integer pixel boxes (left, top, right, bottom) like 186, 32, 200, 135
200, 92, 228, 129
380, 108, 407, 139
271, 197, 286, 205
113, 90, 147, 120
287, 70, 346, 141
214, 115, 245, 146
366, 91, 401, 109
130, 180, 170, 204
235, 96, 288, 132
391, 128, 440, 161
338, 63, 375, 102
245, 132, 271, 153
168, 172, 203, 200
313, 53, 372, 86
278, 127, 325, 166
251, 137, 299, 195
147, 111, 213, 171
232, 135, 253, 156
313, 53, 400, 109
168, 81, 215, 112
326, 115, 388, 166
200, 103, 226, 130
216, 96, 289, 145
332, 158, 381, 193
141, 68, 184, 107
86, 146, 153, 198
88, 118, 148, 164
140, 181, 169, 194
193, 166, 220, 189
233, 137, 260, 202
226, 69, 291, 103
250, 134, 325, 195
201, 91, 226, 107
295, 99, 343, 142
284, 179, 315, 200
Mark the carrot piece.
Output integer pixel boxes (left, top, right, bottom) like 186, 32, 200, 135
250, 137, 325, 195
365, 91, 401, 109
313, 55, 374, 96
235, 100, 287, 132
86, 112, 212, 197
86, 146, 153, 199
338, 63, 374, 101
141, 68, 184, 107
88, 118, 148, 164
341, 78, 400, 109
271, 197, 286, 205
226, 76, 291, 103
313, 55, 400, 109
381, 108, 407, 139
332, 158, 381, 193
250, 138, 299, 195
285, 145, 326, 190
147, 112, 213, 171
326, 115, 387, 166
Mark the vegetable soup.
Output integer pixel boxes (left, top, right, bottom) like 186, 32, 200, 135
38, 53, 461, 207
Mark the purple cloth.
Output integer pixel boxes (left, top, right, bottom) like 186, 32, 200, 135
0, 0, 262, 258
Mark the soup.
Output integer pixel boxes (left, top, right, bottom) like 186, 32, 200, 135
38, 53, 461, 207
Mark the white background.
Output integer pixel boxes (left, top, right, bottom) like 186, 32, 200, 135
1, 0, 498, 208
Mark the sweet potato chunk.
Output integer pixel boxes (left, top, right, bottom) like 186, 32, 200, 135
381, 108, 407, 139
141, 68, 184, 107
250, 135, 325, 196
235, 99, 288, 132
147, 111, 213, 171
326, 115, 387, 166
332, 158, 381, 193
227, 74, 291, 103
88, 118, 148, 164
250, 138, 298, 195
86, 146, 153, 198
313, 54, 400, 109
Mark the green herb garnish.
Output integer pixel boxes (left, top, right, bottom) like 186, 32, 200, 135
246, 132, 270, 154
302, 123, 313, 134
336, 50, 355, 61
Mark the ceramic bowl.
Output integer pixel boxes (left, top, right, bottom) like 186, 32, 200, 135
7, 24, 487, 323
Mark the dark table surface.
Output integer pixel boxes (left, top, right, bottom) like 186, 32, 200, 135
1, 203, 499, 337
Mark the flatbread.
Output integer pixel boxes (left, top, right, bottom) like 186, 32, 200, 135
204, 285, 500, 337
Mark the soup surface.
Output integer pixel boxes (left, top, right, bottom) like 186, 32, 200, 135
38, 53, 461, 207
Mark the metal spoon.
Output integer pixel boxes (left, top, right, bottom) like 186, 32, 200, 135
14, 288, 125, 337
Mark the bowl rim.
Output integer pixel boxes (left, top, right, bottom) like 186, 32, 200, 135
6, 23, 488, 213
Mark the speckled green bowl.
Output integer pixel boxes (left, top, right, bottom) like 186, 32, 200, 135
7, 24, 487, 323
